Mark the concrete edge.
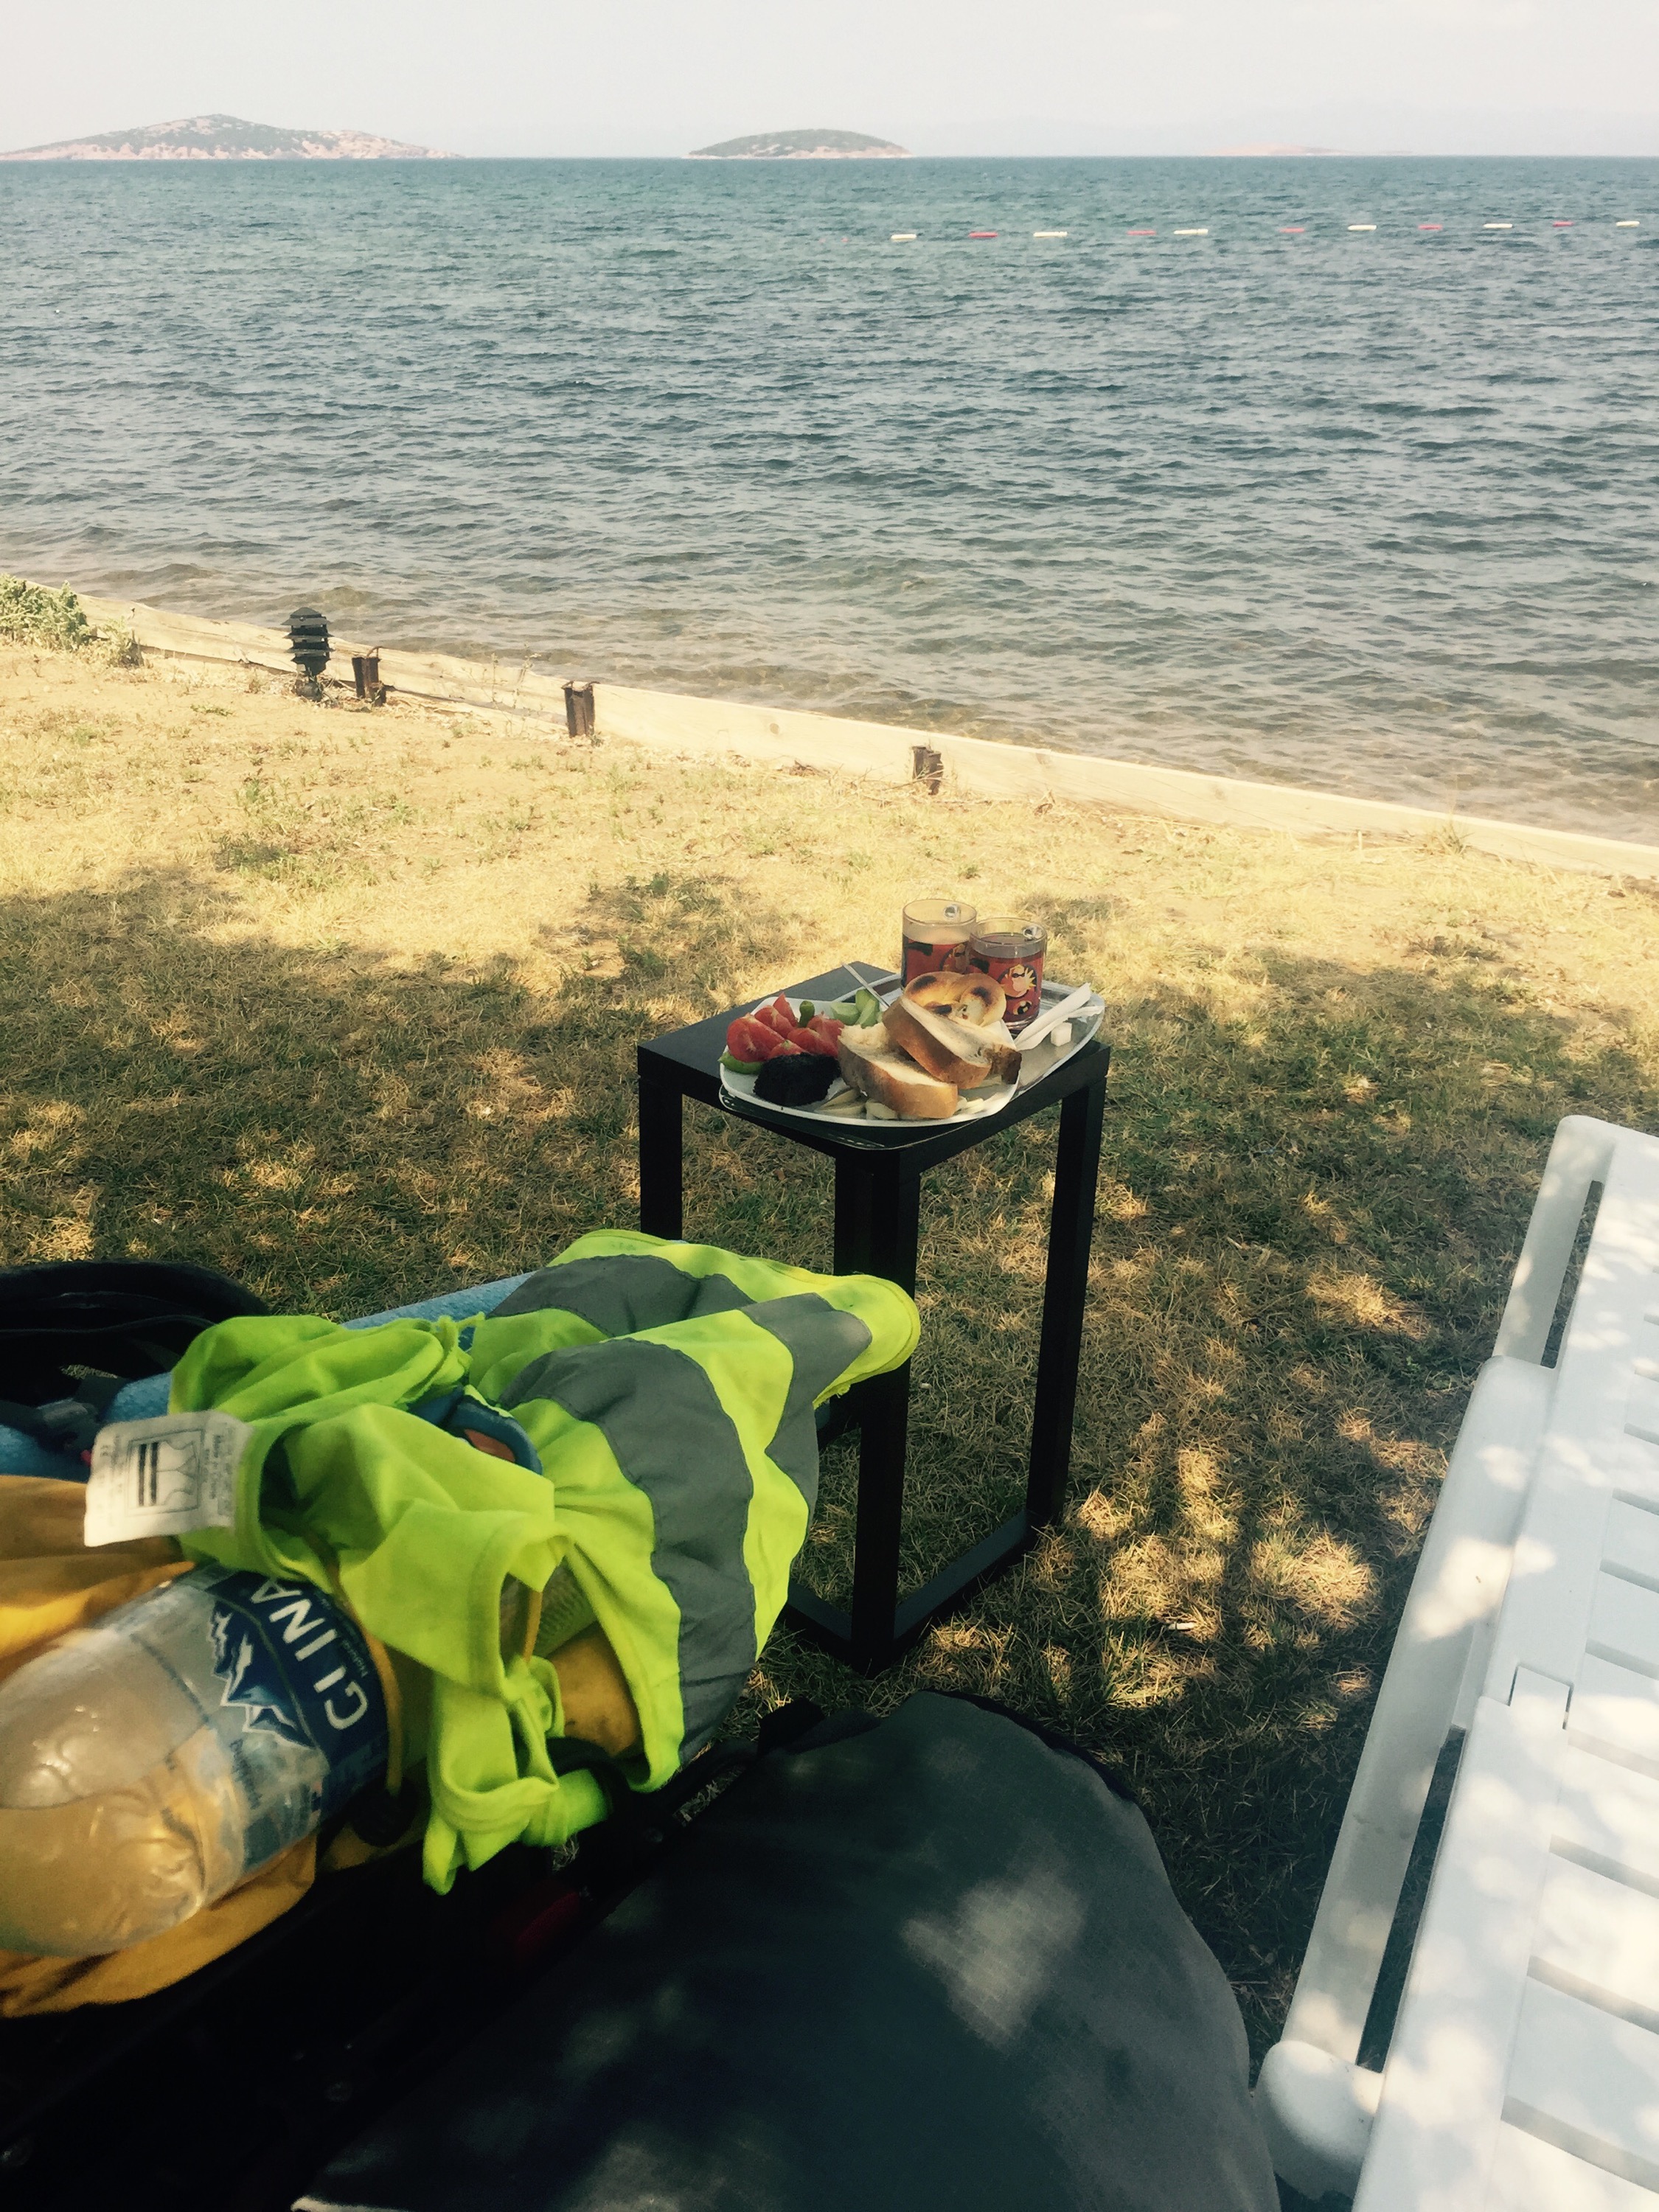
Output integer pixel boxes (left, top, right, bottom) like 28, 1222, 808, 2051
60, 587, 1659, 883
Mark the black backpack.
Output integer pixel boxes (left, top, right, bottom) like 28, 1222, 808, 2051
0, 1259, 268, 1460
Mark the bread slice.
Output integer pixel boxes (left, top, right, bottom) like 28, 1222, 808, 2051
883, 994, 1020, 1088
836, 1026, 958, 1119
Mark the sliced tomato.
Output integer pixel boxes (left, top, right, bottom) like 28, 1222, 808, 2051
768, 994, 797, 1027
727, 1015, 782, 1062
788, 1025, 838, 1057
807, 1015, 844, 1050
752, 1004, 794, 1037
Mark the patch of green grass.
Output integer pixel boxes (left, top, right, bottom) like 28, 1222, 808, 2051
0, 577, 137, 664
0, 577, 91, 652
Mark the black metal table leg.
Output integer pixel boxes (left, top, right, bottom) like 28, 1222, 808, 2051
842, 1154, 921, 1669
1026, 1072, 1106, 1528
636, 1052, 684, 1240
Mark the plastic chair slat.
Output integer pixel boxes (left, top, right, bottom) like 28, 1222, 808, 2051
1488, 2121, 1659, 2210
1505, 1978, 1659, 2194
1534, 1854, 1659, 2025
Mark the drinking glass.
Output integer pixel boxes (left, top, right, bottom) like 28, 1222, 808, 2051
969, 917, 1047, 1032
901, 898, 977, 984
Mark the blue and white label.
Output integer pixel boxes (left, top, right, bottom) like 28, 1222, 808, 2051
198, 1567, 389, 1823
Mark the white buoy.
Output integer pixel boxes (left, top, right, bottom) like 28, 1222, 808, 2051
1484, 221, 1512, 230
1032, 229, 1067, 238
1173, 227, 1208, 236
891, 232, 918, 242
1616, 218, 1641, 227
1348, 223, 1377, 232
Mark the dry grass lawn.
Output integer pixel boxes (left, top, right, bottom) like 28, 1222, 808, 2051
5, 638, 1659, 2056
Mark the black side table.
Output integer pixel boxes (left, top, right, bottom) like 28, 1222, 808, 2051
637, 962, 1108, 1673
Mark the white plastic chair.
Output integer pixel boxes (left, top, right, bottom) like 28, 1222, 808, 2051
1259, 1115, 1659, 2206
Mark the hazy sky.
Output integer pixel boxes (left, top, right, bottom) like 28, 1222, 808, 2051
6, 0, 1658, 157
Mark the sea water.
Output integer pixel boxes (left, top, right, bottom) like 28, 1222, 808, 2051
1, 156, 1655, 837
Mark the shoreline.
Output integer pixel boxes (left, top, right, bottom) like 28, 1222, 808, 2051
69, 584, 1659, 884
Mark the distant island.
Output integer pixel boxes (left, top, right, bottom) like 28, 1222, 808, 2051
689, 129, 910, 160
1206, 143, 1354, 158
0, 114, 454, 161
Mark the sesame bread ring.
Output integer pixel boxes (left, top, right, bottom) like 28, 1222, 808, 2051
886, 974, 1019, 1088
903, 970, 1006, 1027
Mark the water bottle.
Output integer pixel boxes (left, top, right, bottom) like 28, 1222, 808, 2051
0, 1565, 388, 1957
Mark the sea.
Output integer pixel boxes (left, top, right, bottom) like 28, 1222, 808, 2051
2, 155, 1656, 838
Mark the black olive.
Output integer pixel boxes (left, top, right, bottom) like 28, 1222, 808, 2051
754, 1052, 839, 1107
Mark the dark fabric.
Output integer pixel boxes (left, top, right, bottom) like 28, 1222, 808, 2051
0, 1259, 268, 1404
947, 1690, 1139, 1806
304, 1694, 1277, 2212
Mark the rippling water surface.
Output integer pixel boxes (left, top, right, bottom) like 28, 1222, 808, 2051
2, 156, 1656, 835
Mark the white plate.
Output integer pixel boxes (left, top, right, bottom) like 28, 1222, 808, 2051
719, 979, 1105, 1133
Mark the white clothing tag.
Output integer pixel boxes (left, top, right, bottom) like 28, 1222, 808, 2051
84, 1412, 251, 1547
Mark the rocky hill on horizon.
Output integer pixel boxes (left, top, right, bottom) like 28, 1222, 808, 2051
1, 113, 453, 161
689, 128, 909, 159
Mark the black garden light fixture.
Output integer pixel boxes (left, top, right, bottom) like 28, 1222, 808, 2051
287, 607, 330, 680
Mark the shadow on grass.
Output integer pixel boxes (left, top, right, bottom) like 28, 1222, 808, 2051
1, 864, 1652, 2058
0, 866, 796, 1314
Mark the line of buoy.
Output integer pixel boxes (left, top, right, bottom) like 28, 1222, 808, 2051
876, 217, 1642, 245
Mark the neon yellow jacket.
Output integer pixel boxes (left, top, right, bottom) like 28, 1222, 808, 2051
172, 1233, 918, 1891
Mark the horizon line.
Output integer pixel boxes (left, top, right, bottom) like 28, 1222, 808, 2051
9, 147, 1657, 162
